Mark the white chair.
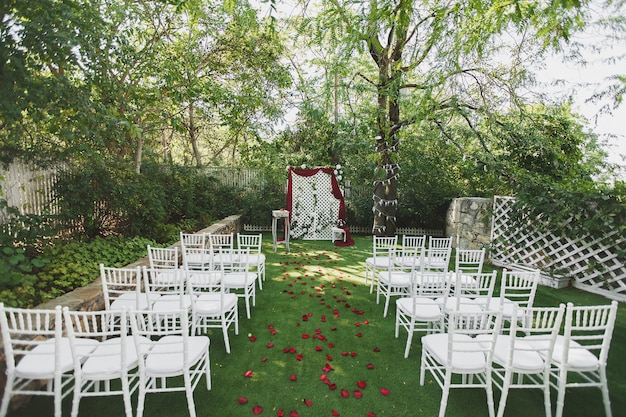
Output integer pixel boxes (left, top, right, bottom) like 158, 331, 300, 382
429, 236, 452, 249
487, 269, 539, 322
0, 304, 97, 417
100, 264, 152, 311
237, 233, 266, 289
420, 309, 503, 417
147, 245, 182, 285
187, 264, 239, 354
62, 307, 147, 417
180, 232, 208, 268
222, 248, 257, 319
490, 304, 565, 417
365, 235, 398, 293
376, 250, 418, 317
424, 247, 452, 273
395, 270, 450, 358
129, 308, 210, 417
529, 301, 618, 417
395, 235, 426, 269
208, 233, 236, 272
143, 266, 195, 313
452, 248, 485, 287
438, 271, 498, 314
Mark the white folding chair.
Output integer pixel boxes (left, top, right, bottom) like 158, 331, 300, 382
420, 309, 503, 417
187, 264, 239, 353
0, 304, 97, 417
129, 308, 210, 417
424, 247, 452, 273
376, 250, 418, 317
453, 248, 485, 287
147, 245, 182, 285
487, 269, 539, 322
438, 271, 498, 315
490, 304, 565, 417
365, 235, 398, 293
531, 302, 618, 417
100, 264, 152, 311
395, 235, 426, 269
222, 247, 257, 319
207, 233, 236, 272
143, 266, 194, 313
180, 232, 208, 268
62, 307, 147, 417
395, 270, 450, 358
237, 233, 266, 289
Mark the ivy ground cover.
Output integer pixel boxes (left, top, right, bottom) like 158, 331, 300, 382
11, 236, 626, 417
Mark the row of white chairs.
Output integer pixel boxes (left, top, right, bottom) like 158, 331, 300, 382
419, 301, 618, 417
0, 304, 208, 417
100, 263, 240, 353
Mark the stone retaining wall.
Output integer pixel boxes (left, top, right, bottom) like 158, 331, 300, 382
445, 197, 492, 249
0, 214, 242, 412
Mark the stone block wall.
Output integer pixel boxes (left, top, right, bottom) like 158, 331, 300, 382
0, 214, 242, 412
446, 197, 492, 249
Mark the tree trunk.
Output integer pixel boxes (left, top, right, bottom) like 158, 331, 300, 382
188, 102, 202, 167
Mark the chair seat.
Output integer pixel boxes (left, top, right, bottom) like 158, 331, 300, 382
449, 273, 477, 287
477, 335, 545, 372
437, 297, 484, 313
223, 272, 257, 287
110, 292, 155, 311
396, 297, 442, 320
422, 333, 487, 372
152, 294, 196, 311
525, 335, 600, 371
366, 256, 393, 268
187, 271, 222, 286
15, 337, 99, 379
145, 335, 209, 377
195, 293, 238, 315
378, 271, 411, 286
81, 336, 152, 379
395, 256, 421, 268
486, 297, 516, 318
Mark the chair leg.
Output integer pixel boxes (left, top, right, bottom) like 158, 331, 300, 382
71, 381, 82, 417
555, 369, 568, 417
404, 321, 415, 358
0, 377, 14, 417
121, 377, 133, 417
223, 319, 231, 354
206, 350, 212, 391
600, 367, 613, 417
184, 373, 197, 417
486, 373, 496, 417
438, 373, 452, 417
496, 370, 512, 417
137, 385, 147, 417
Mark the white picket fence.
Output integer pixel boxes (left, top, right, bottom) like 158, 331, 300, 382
490, 196, 626, 302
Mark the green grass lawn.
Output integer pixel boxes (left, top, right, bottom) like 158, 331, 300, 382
11, 235, 626, 417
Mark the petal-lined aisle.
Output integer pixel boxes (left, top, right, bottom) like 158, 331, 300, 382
223, 244, 403, 416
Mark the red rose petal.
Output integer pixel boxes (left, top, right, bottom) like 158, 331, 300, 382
373, 347, 381, 352
295, 353, 303, 361
262, 356, 268, 362
238, 397, 248, 404
367, 413, 376, 417
366, 363, 375, 369
353, 390, 363, 399
356, 332, 363, 337
332, 410, 340, 416
329, 383, 337, 390
357, 381, 367, 389
244, 370, 253, 378
302, 333, 309, 339
290, 374, 297, 381
350, 352, 357, 357
289, 411, 299, 417
253, 405, 264, 415
304, 399, 313, 407
249, 335, 257, 342
267, 343, 275, 348
277, 411, 284, 417
341, 389, 350, 398
380, 388, 390, 396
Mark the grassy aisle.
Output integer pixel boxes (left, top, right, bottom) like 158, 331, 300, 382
11, 236, 626, 417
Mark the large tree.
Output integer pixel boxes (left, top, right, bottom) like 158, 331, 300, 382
300, 0, 613, 235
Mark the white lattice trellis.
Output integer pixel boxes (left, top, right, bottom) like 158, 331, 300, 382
289, 170, 340, 240
490, 196, 626, 301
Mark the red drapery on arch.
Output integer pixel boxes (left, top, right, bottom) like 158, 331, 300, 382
286, 166, 347, 223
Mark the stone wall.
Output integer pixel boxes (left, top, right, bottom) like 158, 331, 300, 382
0, 214, 242, 412
446, 197, 492, 249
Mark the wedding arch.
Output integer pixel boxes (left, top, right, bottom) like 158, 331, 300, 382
286, 166, 346, 240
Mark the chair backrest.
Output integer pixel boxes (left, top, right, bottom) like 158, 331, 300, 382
499, 270, 539, 309
62, 307, 128, 370
237, 233, 262, 254
446, 309, 502, 368
100, 264, 143, 310
147, 245, 179, 269
400, 235, 426, 257
410, 270, 451, 299
510, 304, 565, 361
425, 247, 452, 272
455, 248, 485, 274
372, 235, 398, 257
561, 301, 618, 365
180, 232, 206, 250
455, 271, 497, 300
0, 303, 63, 375
208, 233, 234, 252
182, 246, 213, 271
143, 266, 188, 309
129, 309, 191, 365
429, 236, 452, 250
